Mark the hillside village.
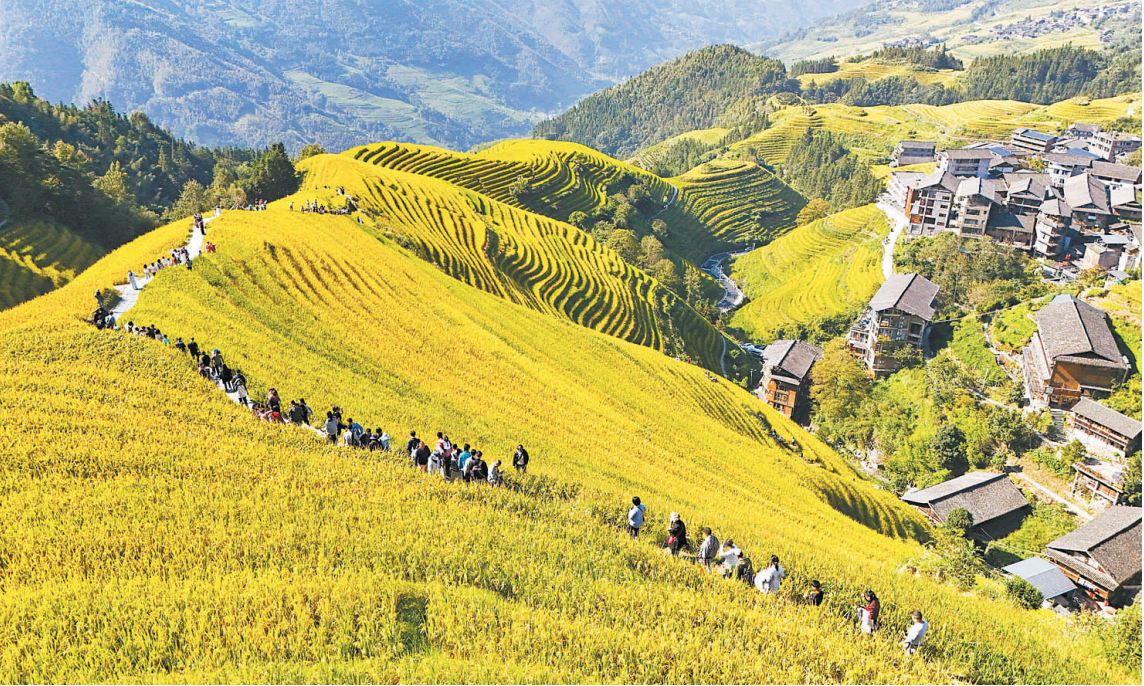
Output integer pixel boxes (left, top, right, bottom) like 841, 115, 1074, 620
751, 115, 1141, 616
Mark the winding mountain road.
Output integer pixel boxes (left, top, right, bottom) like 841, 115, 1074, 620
875, 194, 907, 279
701, 247, 754, 312
649, 184, 679, 220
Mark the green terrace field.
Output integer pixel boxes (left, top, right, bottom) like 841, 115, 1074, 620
626, 127, 730, 170
0, 221, 104, 310
660, 160, 806, 261
729, 205, 889, 342
304, 153, 728, 371
0, 198, 1134, 682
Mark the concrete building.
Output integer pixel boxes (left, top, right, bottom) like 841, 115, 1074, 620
887, 171, 925, 210
758, 340, 823, 423
905, 172, 958, 236
1043, 152, 1094, 187
847, 273, 938, 377
1011, 128, 1059, 153
935, 148, 993, 178
1023, 295, 1129, 408
1090, 131, 1142, 162
951, 177, 998, 237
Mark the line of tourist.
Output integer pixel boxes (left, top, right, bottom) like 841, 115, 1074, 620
625, 496, 930, 656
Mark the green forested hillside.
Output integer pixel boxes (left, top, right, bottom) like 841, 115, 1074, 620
532, 45, 796, 158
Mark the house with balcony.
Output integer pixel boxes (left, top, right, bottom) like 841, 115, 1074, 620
905, 172, 958, 236
1045, 506, 1141, 609
1069, 398, 1142, 458
758, 340, 823, 423
1062, 174, 1114, 230
1033, 198, 1072, 258
847, 273, 938, 377
1000, 173, 1053, 215
1090, 131, 1142, 162
1089, 161, 1142, 188
935, 148, 993, 178
985, 210, 1036, 250
951, 177, 999, 237
1023, 295, 1129, 408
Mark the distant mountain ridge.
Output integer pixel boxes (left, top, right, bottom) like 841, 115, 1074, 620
0, 0, 866, 152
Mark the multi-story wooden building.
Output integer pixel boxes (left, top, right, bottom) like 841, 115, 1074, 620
1045, 506, 1142, 608
847, 273, 938, 378
1033, 198, 1072, 259
1011, 127, 1059, 154
1070, 398, 1142, 457
758, 339, 823, 423
891, 140, 936, 167
1023, 295, 1129, 408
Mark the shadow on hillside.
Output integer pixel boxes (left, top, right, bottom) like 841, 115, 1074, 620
816, 482, 931, 543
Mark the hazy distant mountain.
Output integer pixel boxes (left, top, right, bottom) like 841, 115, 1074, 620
0, 0, 866, 152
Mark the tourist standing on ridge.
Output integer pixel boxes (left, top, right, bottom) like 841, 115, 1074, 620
627, 497, 646, 537
513, 445, 529, 473
187, 338, 199, 359
325, 412, 340, 444
755, 555, 785, 594
128, 270, 139, 290
857, 590, 880, 634
406, 432, 420, 461
697, 527, 719, 568
414, 441, 430, 472
668, 512, 690, 555
900, 611, 929, 655
488, 460, 503, 486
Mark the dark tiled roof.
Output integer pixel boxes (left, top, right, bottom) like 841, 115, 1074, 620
1072, 399, 1143, 441
1042, 152, 1094, 168
901, 472, 1028, 526
1039, 197, 1072, 218
956, 177, 1000, 203
1003, 173, 1051, 199
1062, 174, 1111, 214
1003, 557, 1077, 599
898, 140, 936, 150
1047, 506, 1142, 586
1091, 161, 1143, 184
869, 273, 939, 319
917, 171, 960, 192
941, 148, 995, 160
987, 210, 1036, 233
763, 339, 823, 382
1036, 295, 1126, 368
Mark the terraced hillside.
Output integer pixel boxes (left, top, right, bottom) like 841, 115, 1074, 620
729, 205, 890, 342
0, 222, 104, 310
730, 94, 1141, 165
350, 140, 673, 224
797, 61, 962, 88
303, 154, 727, 371
0, 206, 1133, 683
626, 127, 730, 170
659, 160, 806, 260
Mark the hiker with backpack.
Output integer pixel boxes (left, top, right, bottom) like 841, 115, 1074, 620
512, 445, 529, 473
667, 512, 690, 556
627, 497, 646, 537
755, 555, 785, 595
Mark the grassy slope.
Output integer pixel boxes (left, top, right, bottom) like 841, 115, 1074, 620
0, 205, 1130, 683
0, 221, 105, 311
729, 205, 889, 342
302, 153, 727, 372
797, 60, 963, 88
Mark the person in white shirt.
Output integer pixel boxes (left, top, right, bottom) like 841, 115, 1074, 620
900, 611, 929, 655
755, 555, 786, 594
717, 539, 741, 578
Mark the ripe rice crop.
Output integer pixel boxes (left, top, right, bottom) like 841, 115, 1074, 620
0, 201, 1131, 682
729, 205, 889, 341
0, 221, 104, 310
